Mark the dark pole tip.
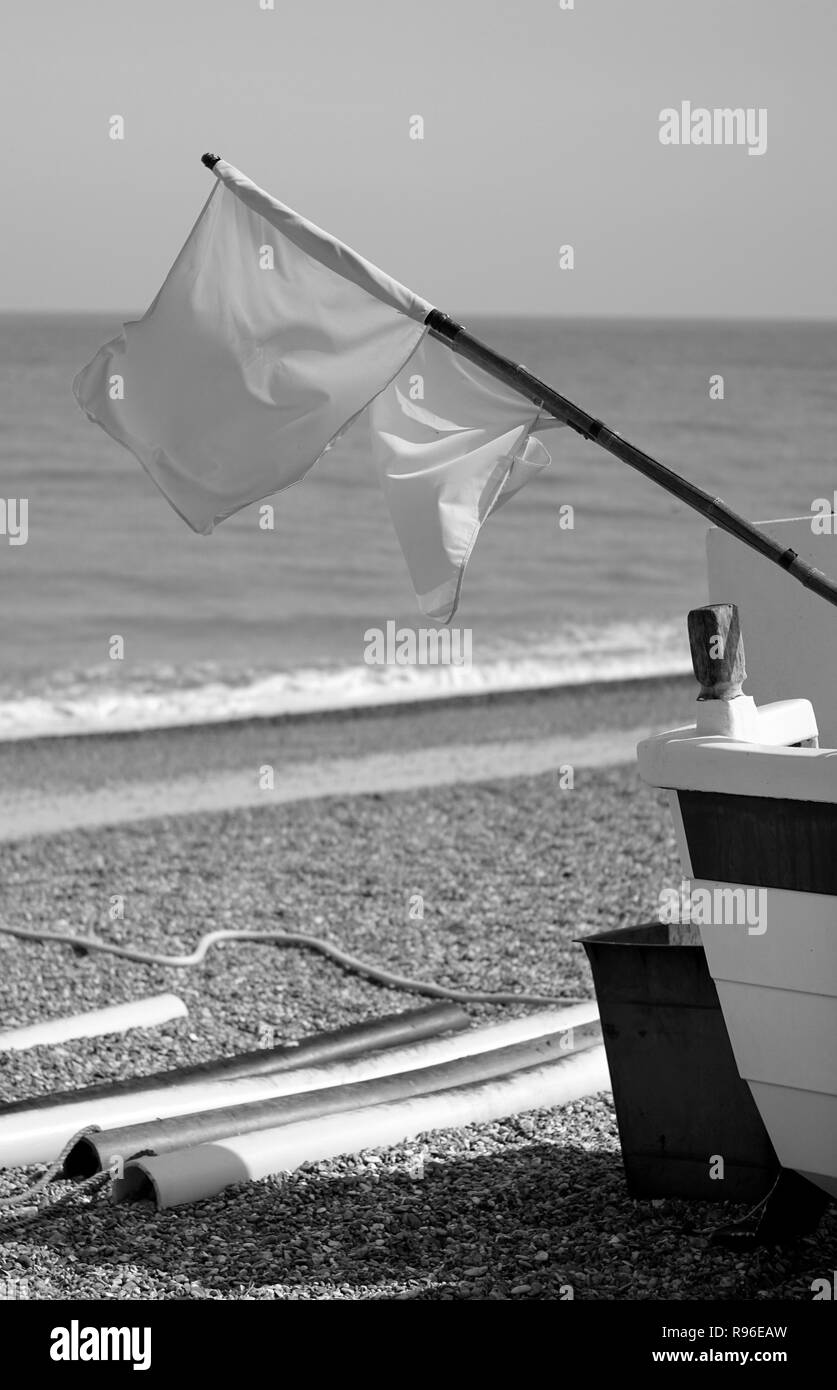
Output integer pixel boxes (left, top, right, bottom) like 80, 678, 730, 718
201, 152, 221, 170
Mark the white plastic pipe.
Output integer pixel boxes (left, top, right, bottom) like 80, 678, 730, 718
67, 1021, 601, 1175
115, 1044, 610, 1209
0, 1002, 597, 1168
0, 994, 187, 1053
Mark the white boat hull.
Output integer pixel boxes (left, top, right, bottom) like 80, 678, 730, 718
693, 881, 837, 1198
638, 712, 837, 1204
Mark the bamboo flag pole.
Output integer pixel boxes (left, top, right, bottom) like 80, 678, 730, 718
200, 153, 837, 611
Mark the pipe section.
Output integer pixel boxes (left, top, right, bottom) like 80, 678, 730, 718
116, 1044, 611, 1209
0, 994, 187, 1053
0, 1002, 598, 1168
66, 1021, 602, 1176
0, 1003, 467, 1111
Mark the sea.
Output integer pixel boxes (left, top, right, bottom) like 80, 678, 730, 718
1, 313, 835, 741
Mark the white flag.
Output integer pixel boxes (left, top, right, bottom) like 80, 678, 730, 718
74, 158, 555, 619
369, 334, 554, 621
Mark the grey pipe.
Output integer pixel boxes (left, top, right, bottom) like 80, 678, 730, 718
0, 1002, 469, 1117
65, 1021, 601, 1177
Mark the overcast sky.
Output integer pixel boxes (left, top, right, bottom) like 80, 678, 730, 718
2, 0, 834, 316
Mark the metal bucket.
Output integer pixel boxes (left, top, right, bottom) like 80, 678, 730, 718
581, 922, 778, 1200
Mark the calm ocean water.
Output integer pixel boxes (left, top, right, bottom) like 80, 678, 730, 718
1, 313, 835, 739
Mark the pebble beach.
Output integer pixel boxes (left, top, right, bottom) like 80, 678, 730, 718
0, 675, 833, 1301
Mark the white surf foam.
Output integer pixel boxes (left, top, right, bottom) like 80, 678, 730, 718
0, 620, 690, 742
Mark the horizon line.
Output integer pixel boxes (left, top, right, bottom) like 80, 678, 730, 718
2, 308, 837, 325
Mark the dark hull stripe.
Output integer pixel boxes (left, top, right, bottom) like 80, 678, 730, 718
678, 790, 837, 895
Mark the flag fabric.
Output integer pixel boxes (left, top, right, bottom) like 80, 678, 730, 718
368, 334, 554, 621
73, 160, 429, 534
74, 158, 556, 621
